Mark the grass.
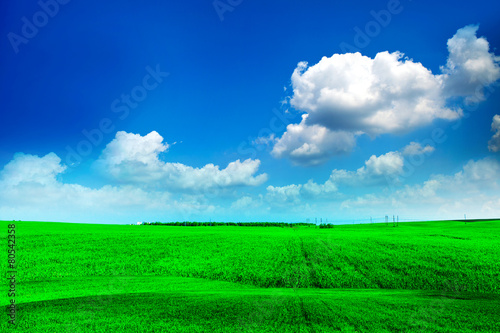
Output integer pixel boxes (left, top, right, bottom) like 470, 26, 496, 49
1, 219, 500, 332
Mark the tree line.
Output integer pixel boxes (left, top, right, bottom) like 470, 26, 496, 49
143, 221, 322, 228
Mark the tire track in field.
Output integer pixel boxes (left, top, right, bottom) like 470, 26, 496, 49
314, 236, 383, 289
299, 297, 310, 332
299, 237, 315, 288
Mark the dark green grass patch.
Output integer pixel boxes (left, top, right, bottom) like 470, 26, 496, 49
3, 288, 500, 332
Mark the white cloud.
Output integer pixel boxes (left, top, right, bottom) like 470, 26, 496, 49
488, 114, 500, 152
0, 153, 216, 223
271, 114, 356, 166
364, 151, 404, 176
99, 131, 168, 168
273, 25, 499, 165
266, 184, 302, 204
231, 196, 261, 210
95, 131, 268, 191
264, 150, 404, 205
254, 156, 500, 221
290, 51, 459, 136
0, 130, 270, 223
252, 134, 277, 146
442, 25, 500, 99
0, 152, 66, 186
339, 158, 500, 218
302, 178, 337, 196
3, 150, 497, 223
451, 158, 500, 185
330, 151, 404, 186
402, 142, 435, 156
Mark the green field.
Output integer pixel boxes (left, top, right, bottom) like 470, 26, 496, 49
2, 220, 500, 332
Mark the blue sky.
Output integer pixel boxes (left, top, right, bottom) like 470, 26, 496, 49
1, 0, 500, 223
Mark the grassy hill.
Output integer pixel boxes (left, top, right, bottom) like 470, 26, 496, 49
2, 220, 499, 332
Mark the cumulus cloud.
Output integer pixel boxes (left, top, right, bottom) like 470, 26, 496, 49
340, 158, 500, 217
402, 142, 435, 156
273, 25, 499, 165
252, 134, 277, 146
271, 114, 356, 166
264, 149, 405, 204
302, 178, 338, 196
450, 158, 500, 185
257, 155, 500, 220
231, 196, 258, 210
442, 25, 500, 98
0, 153, 216, 223
266, 184, 302, 204
95, 131, 268, 191
330, 151, 405, 186
99, 131, 169, 168
0, 131, 270, 223
264, 181, 337, 206
488, 115, 500, 152
0, 152, 66, 186
290, 52, 459, 136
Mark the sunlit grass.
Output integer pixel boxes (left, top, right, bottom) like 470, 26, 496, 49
1, 219, 499, 332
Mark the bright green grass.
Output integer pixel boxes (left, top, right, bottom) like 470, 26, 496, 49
1, 220, 499, 332
7, 286, 500, 332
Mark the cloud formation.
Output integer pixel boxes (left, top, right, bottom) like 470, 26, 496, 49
0, 131, 270, 223
442, 25, 500, 98
402, 142, 435, 156
273, 25, 500, 165
263, 140, 444, 207
0, 152, 66, 186
264, 148, 407, 204
271, 114, 356, 166
0, 152, 216, 223
95, 131, 268, 191
488, 115, 500, 152
290, 51, 458, 136
340, 158, 500, 217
